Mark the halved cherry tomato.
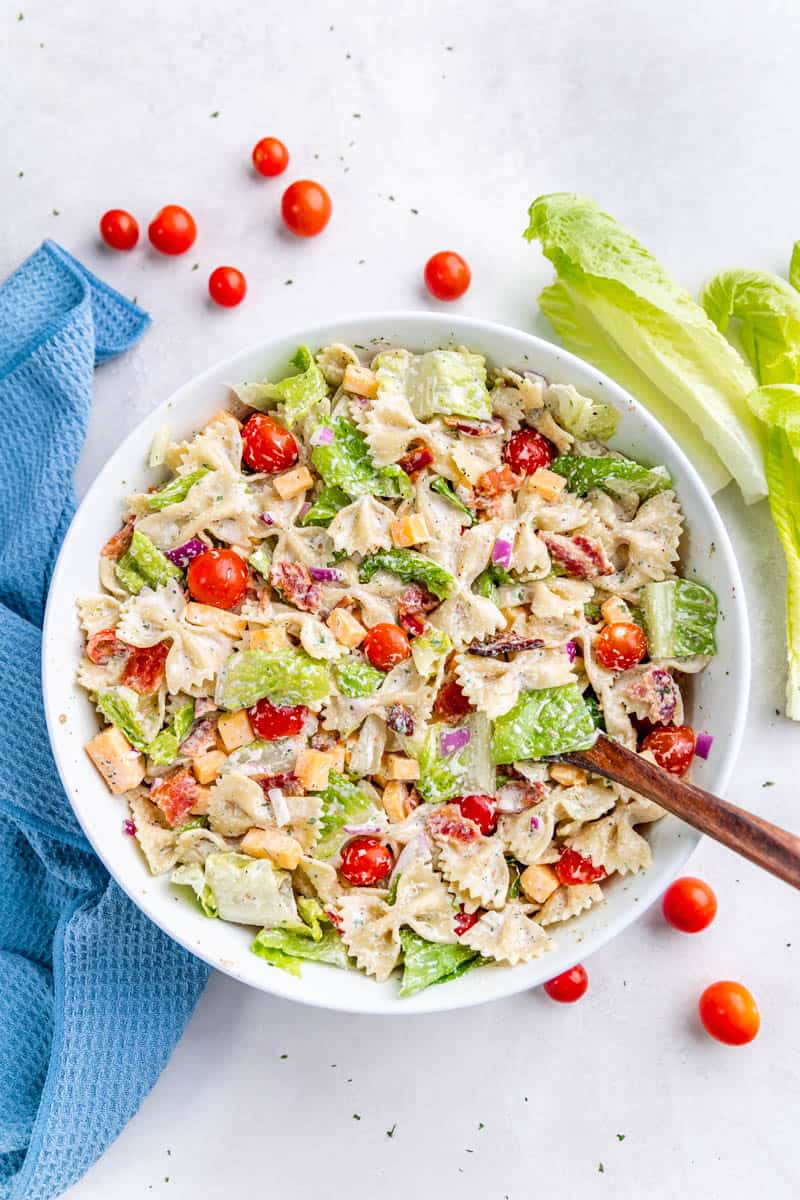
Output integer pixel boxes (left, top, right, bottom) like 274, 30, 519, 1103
208, 266, 247, 307
241, 413, 299, 473
502, 428, 554, 476
362, 623, 411, 671
151, 767, 201, 828
554, 846, 607, 886
86, 628, 127, 665
596, 621, 648, 672
186, 549, 248, 610
662, 876, 718, 933
252, 136, 290, 177
543, 964, 588, 1003
454, 907, 481, 936
340, 837, 394, 887
281, 180, 332, 237
148, 204, 197, 255
424, 251, 471, 301
99, 209, 139, 250
699, 981, 760, 1045
249, 697, 308, 740
642, 725, 696, 775
456, 794, 497, 837
122, 642, 169, 694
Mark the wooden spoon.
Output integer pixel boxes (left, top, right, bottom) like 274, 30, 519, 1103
550, 733, 800, 890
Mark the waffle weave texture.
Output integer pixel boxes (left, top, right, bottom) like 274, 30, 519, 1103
0, 241, 209, 1200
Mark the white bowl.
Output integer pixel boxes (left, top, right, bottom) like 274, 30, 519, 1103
43, 313, 750, 1015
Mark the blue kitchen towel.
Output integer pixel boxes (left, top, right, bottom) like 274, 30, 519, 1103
0, 241, 210, 1200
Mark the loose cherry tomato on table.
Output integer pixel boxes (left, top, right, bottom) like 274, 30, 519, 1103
424, 251, 471, 301
699, 981, 760, 1045
186, 548, 248, 610
99, 209, 139, 250
340, 837, 394, 887
249, 697, 308, 740
662, 876, 718, 932
148, 204, 197, 255
456, 794, 497, 837
241, 413, 299, 473
543, 964, 589, 1003
642, 725, 696, 775
252, 136, 290, 177
208, 266, 247, 307
595, 621, 648, 672
554, 846, 607, 886
281, 180, 332, 237
362, 623, 411, 671
502, 428, 554, 476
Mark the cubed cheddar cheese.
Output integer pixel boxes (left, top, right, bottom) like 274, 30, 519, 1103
85, 726, 145, 794
250, 625, 290, 651
192, 750, 228, 785
390, 513, 430, 548
381, 780, 410, 823
527, 467, 567, 501
600, 596, 632, 624
185, 602, 247, 639
273, 465, 314, 500
327, 606, 367, 648
519, 863, 559, 905
385, 754, 420, 781
295, 748, 339, 791
343, 363, 378, 398
549, 763, 588, 788
217, 709, 254, 752
240, 826, 303, 870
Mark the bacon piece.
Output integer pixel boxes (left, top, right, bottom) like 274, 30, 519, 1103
623, 666, 680, 725
432, 677, 474, 724
540, 532, 614, 579
179, 718, 218, 758
495, 781, 547, 813
151, 767, 201, 828
86, 628, 129, 665
101, 519, 134, 559
269, 561, 323, 613
476, 464, 524, 496
425, 804, 480, 844
397, 442, 435, 477
468, 634, 545, 659
444, 416, 504, 438
194, 697, 218, 718
386, 704, 415, 736
396, 583, 439, 636
257, 772, 303, 796
122, 642, 170, 695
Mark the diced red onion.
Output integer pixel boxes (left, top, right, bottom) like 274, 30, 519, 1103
309, 566, 344, 583
343, 822, 384, 836
123, 818, 137, 837
694, 731, 714, 760
260, 512, 276, 526
491, 535, 513, 568
440, 727, 471, 757
565, 640, 577, 663
298, 501, 311, 519
268, 788, 291, 826
310, 426, 334, 447
529, 815, 541, 831
166, 537, 206, 568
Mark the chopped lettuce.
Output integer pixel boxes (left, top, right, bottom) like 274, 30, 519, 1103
550, 453, 671, 499
640, 579, 718, 659
202, 852, 298, 927
147, 700, 195, 766
239, 345, 329, 427
145, 467, 209, 511
399, 929, 482, 996
473, 563, 513, 601
410, 629, 452, 679
298, 484, 351, 528
374, 348, 492, 421
701, 270, 800, 387
358, 548, 455, 600
334, 657, 385, 697
491, 684, 597, 765
248, 543, 272, 580
316, 771, 381, 858
524, 193, 766, 502
171, 862, 218, 917
251, 926, 352, 976
545, 383, 620, 441
413, 725, 465, 804
459, 712, 495, 795
95, 685, 162, 751
217, 648, 330, 710
430, 477, 476, 525
115, 528, 182, 593
311, 417, 412, 500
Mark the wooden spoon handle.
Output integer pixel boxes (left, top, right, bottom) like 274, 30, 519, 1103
558, 734, 800, 890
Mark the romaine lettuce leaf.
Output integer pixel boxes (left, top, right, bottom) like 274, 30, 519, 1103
640, 579, 717, 659
238, 345, 329, 427
374, 348, 492, 421
217, 648, 330, 710
701, 270, 800, 387
430, 477, 476, 525
399, 929, 481, 996
545, 383, 620, 441
550, 454, 671, 499
203, 852, 298, 926
116, 528, 182, 593
358, 548, 455, 600
298, 485, 351, 528
316, 771, 381, 858
147, 700, 195, 766
145, 467, 209, 512
524, 193, 766, 502
790, 242, 800, 293
251, 927, 352, 976
334, 657, 385, 697
413, 725, 465, 804
311, 417, 412, 500
491, 684, 597, 765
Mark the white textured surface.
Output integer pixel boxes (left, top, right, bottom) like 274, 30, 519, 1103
2, 0, 799, 1195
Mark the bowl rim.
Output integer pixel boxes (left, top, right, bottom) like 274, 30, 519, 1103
42, 310, 751, 1014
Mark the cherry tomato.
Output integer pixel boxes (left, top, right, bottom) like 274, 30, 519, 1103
281, 180, 332, 237
122, 642, 169, 694
424, 251, 471, 301
186, 548, 248, 610
249, 697, 308, 740
596, 621, 648, 672
99, 209, 139, 250
456, 794, 497, 837
662, 876, 718, 933
554, 846, 607, 886
208, 265, 247, 307
252, 136, 290, 177
502, 428, 555, 476
241, 413, 299, 473
454, 907, 481, 936
643, 725, 696, 775
543, 963, 589, 1003
699, 981, 760, 1045
340, 837, 394, 887
148, 204, 197, 255
362, 623, 411, 671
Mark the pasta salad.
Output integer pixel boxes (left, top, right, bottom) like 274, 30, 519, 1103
77, 342, 719, 995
